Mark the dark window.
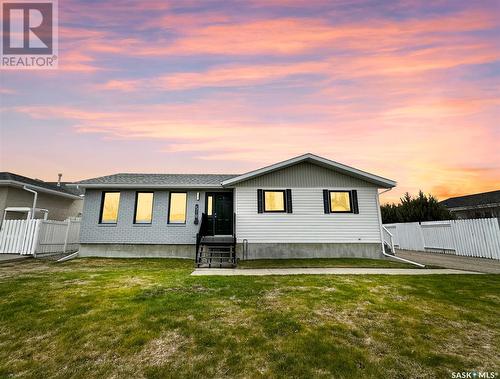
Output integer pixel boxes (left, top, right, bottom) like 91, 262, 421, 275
134, 192, 154, 224
99, 192, 120, 224
263, 190, 286, 212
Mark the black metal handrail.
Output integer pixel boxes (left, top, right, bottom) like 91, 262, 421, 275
232, 212, 237, 264
195, 213, 208, 265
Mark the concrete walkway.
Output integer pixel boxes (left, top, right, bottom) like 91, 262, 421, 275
191, 268, 481, 276
396, 250, 500, 274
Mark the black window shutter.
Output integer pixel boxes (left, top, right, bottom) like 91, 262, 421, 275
286, 189, 293, 213
351, 190, 359, 214
257, 189, 263, 213
322, 190, 330, 214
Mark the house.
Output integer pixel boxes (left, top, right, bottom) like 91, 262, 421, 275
441, 190, 500, 219
0, 172, 84, 221
74, 154, 396, 263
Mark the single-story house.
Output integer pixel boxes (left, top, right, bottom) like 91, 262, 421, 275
441, 190, 500, 219
0, 172, 83, 221
74, 154, 396, 264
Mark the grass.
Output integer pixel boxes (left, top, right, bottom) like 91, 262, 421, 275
238, 258, 417, 269
0, 258, 498, 378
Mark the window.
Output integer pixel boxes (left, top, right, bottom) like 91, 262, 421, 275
134, 192, 154, 224
264, 190, 286, 212
207, 195, 213, 216
330, 191, 352, 213
168, 192, 187, 224
99, 192, 120, 224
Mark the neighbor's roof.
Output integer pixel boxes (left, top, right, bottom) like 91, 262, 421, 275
222, 153, 396, 188
75, 173, 239, 188
0, 172, 83, 199
440, 190, 500, 209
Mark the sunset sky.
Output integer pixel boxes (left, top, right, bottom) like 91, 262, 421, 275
1, 0, 499, 203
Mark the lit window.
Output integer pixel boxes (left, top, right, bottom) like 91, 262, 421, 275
330, 191, 352, 213
100, 192, 120, 223
168, 192, 187, 224
207, 195, 213, 216
134, 192, 154, 224
264, 190, 286, 212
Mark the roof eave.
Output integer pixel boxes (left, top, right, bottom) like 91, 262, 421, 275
0, 180, 83, 200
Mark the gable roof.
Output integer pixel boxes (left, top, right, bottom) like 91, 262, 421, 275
75, 173, 239, 188
0, 172, 83, 199
221, 153, 396, 188
440, 190, 500, 209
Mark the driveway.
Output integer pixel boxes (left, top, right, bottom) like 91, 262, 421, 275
396, 249, 500, 274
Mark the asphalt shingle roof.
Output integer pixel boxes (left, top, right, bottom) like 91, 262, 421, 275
76, 173, 239, 187
0, 172, 83, 196
440, 190, 500, 208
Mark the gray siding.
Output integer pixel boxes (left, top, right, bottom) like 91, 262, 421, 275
234, 162, 378, 188
80, 189, 211, 245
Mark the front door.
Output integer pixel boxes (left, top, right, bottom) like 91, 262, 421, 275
206, 192, 233, 235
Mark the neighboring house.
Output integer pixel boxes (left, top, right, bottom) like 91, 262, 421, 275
441, 190, 500, 219
0, 172, 84, 221
75, 153, 396, 262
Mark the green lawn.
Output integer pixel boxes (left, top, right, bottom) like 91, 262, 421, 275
0, 258, 498, 378
238, 258, 417, 269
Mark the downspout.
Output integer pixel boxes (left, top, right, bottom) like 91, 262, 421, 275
23, 186, 38, 219
376, 188, 425, 267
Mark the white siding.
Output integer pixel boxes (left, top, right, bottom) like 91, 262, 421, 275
235, 187, 382, 243
235, 162, 378, 188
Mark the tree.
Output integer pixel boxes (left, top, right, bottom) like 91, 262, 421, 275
381, 191, 454, 224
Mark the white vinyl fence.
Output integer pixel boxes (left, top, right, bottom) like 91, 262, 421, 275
0, 218, 81, 255
384, 218, 500, 260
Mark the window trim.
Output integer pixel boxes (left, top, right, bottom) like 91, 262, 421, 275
99, 191, 121, 224
329, 190, 353, 214
133, 191, 154, 225
168, 192, 187, 224
263, 190, 287, 213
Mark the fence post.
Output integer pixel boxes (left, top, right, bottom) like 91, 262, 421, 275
63, 219, 71, 254
32, 220, 41, 258
418, 222, 426, 251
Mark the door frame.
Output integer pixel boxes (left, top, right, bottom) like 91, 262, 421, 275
205, 192, 234, 236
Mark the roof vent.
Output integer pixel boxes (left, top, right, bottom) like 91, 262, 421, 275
57, 173, 62, 186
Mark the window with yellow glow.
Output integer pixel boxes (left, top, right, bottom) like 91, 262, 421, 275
134, 192, 154, 224
264, 190, 286, 212
207, 195, 213, 216
100, 192, 120, 223
330, 191, 352, 213
168, 192, 187, 224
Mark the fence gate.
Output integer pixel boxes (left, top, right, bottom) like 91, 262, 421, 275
0, 219, 41, 255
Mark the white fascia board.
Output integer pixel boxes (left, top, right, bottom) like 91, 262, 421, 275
0, 180, 82, 200
221, 153, 397, 188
